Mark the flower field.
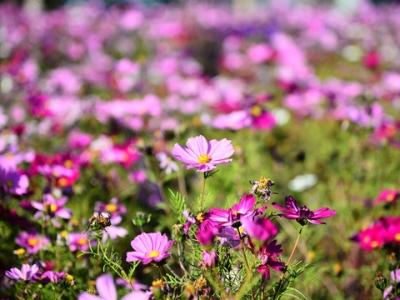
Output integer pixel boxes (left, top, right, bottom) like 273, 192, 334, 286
1, 0, 400, 299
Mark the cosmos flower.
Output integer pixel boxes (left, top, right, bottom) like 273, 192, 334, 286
156, 152, 179, 175
67, 233, 90, 252
172, 135, 234, 172
374, 189, 399, 205
272, 196, 336, 225
202, 250, 217, 267
0, 167, 29, 195
31, 194, 72, 227
241, 215, 278, 242
95, 197, 127, 217
126, 232, 174, 265
6, 264, 39, 281
15, 231, 50, 254
78, 273, 149, 300
256, 240, 285, 279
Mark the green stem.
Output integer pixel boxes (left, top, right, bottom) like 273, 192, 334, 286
274, 226, 304, 299
200, 173, 207, 212
97, 239, 135, 293
237, 231, 255, 300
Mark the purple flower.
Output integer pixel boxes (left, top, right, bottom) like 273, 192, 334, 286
6, 264, 39, 281
272, 196, 336, 225
383, 269, 400, 300
126, 232, 174, 265
31, 194, 72, 227
78, 273, 149, 300
0, 167, 29, 195
15, 231, 50, 254
172, 135, 234, 172
95, 197, 127, 217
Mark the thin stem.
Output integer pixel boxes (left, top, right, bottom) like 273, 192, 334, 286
177, 240, 188, 274
97, 239, 135, 293
238, 231, 255, 300
199, 173, 207, 212
274, 226, 304, 300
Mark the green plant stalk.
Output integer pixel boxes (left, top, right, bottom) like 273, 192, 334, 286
238, 231, 255, 300
274, 226, 304, 299
199, 173, 207, 212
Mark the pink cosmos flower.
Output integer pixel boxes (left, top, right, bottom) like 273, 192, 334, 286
67, 233, 90, 252
172, 135, 234, 172
374, 189, 399, 205
95, 197, 127, 217
31, 194, 72, 227
272, 196, 337, 225
78, 273, 149, 300
15, 232, 50, 254
202, 250, 217, 267
241, 215, 279, 242
6, 264, 39, 282
126, 232, 174, 265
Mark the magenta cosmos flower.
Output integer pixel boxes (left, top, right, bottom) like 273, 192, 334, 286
272, 196, 336, 225
126, 232, 174, 265
172, 135, 234, 172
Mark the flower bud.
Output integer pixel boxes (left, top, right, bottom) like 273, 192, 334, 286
374, 272, 387, 291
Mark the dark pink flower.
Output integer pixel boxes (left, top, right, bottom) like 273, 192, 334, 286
241, 215, 278, 242
256, 240, 285, 279
374, 189, 399, 205
272, 196, 336, 225
172, 135, 234, 172
126, 232, 173, 265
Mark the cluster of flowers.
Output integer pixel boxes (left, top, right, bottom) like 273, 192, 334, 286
1, 1, 400, 148
0, 0, 399, 298
351, 216, 400, 251
4, 136, 337, 299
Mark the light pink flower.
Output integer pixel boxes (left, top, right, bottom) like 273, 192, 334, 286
126, 232, 173, 265
172, 135, 234, 172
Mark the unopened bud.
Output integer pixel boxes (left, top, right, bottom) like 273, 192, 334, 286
374, 272, 388, 291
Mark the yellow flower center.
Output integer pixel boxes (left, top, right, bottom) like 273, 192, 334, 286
259, 176, 270, 189
6, 152, 14, 160
106, 203, 118, 213
152, 279, 164, 288
395, 233, 400, 241
61, 230, 69, 238
77, 238, 87, 246
58, 177, 69, 187
251, 105, 262, 117
387, 193, 395, 202
28, 238, 38, 246
196, 213, 204, 222
371, 241, 379, 248
64, 160, 73, 169
14, 248, 26, 256
198, 154, 211, 164
65, 274, 74, 282
50, 204, 58, 213
5, 180, 13, 187
147, 250, 160, 258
